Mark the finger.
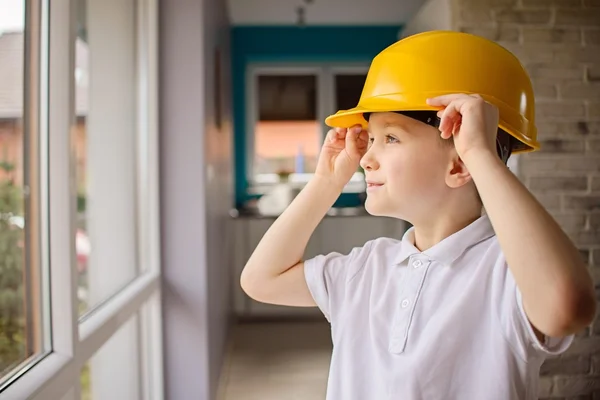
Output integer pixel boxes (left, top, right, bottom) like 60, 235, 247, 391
429, 94, 487, 110
345, 125, 362, 141
327, 129, 341, 143
439, 102, 462, 139
333, 127, 347, 141
345, 125, 363, 157
326, 129, 334, 142
357, 130, 370, 156
357, 129, 369, 146
441, 96, 481, 136
426, 93, 473, 106
451, 119, 462, 136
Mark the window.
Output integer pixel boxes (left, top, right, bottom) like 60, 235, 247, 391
0, 0, 162, 398
247, 65, 368, 195
255, 74, 319, 177
75, 0, 141, 317
0, 0, 50, 384
334, 74, 367, 113
80, 312, 141, 400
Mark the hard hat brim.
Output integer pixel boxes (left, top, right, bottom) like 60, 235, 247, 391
325, 105, 436, 130
325, 93, 439, 129
325, 95, 540, 154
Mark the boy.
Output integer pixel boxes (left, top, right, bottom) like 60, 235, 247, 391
240, 31, 596, 399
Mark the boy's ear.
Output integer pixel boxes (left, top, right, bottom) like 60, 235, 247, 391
445, 156, 473, 189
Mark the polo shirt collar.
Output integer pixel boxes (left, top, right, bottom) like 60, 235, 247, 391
392, 215, 496, 266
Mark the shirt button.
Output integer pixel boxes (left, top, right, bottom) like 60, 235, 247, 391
413, 260, 422, 268
401, 299, 410, 308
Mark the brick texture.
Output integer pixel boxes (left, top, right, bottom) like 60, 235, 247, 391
541, 356, 591, 376
452, 0, 600, 396
593, 249, 600, 266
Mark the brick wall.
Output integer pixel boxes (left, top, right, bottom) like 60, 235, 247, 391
450, 0, 600, 398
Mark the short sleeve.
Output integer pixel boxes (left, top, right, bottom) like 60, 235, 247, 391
498, 264, 574, 361
304, 244, 369, 323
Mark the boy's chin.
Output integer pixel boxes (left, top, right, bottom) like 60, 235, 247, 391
364, 198, 412, 221
364, 198, 397, 218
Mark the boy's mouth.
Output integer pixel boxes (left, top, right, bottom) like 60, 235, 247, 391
366, 181, 384, 190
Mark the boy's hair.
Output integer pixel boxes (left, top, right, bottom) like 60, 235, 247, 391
363, 111, 513, 164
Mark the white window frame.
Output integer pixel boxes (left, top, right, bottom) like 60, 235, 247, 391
0, 0, 163, 399
246, 62, 370, 195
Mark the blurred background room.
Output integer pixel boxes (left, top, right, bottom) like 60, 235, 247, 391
0, 0, 598, 399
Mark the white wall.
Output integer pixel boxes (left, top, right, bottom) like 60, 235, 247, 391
227, 0, 424, 25
160, 0, 233, 398
399, 0, 452, 38
203, 0, 235, 396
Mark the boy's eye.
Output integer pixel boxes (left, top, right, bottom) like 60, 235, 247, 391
385, 134, 399, 144
368, 135, 399, 146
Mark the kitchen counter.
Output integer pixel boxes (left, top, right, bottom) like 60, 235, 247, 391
229, 206, 372, 219
229, 212, 408, 318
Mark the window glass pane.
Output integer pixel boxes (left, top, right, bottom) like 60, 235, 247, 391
335, 74, 367, 112
254, 75, 320, 179
76, 0, 140, 316
0, 0, 47, 382
80, 314, 140, 400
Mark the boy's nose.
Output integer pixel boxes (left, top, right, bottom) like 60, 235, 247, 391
360, 149, 379, 171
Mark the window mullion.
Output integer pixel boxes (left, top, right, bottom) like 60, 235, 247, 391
48, 0, 80, 360
23, 0, 45, 365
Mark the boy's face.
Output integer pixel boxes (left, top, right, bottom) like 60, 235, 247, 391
361, 112, 456, 221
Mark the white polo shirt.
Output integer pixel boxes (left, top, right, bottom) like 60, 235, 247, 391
304, 215, 573, 400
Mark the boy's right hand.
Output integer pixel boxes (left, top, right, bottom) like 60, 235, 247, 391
315, 125, 369, 190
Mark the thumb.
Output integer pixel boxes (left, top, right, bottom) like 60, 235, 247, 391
345, 125, 363, 159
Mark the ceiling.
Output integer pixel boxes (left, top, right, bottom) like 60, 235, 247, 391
226, 0, 425, 26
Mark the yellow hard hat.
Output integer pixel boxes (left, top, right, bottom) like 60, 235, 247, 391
325, 30, 539, 153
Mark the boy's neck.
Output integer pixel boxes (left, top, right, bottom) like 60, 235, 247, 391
411, 208, 483, 252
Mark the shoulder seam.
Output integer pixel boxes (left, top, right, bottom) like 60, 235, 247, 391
346, 239, 376, 284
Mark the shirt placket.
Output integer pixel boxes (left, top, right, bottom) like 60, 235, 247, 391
389, 256, 431, 354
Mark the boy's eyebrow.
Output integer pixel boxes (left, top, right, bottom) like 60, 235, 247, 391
368, 121, 409, 134
384, 122, 405, 130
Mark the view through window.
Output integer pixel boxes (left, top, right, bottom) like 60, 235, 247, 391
75, 0, 140, 318
0, 0, 46, 382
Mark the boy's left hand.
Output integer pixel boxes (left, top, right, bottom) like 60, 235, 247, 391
426, 94, 499, 163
